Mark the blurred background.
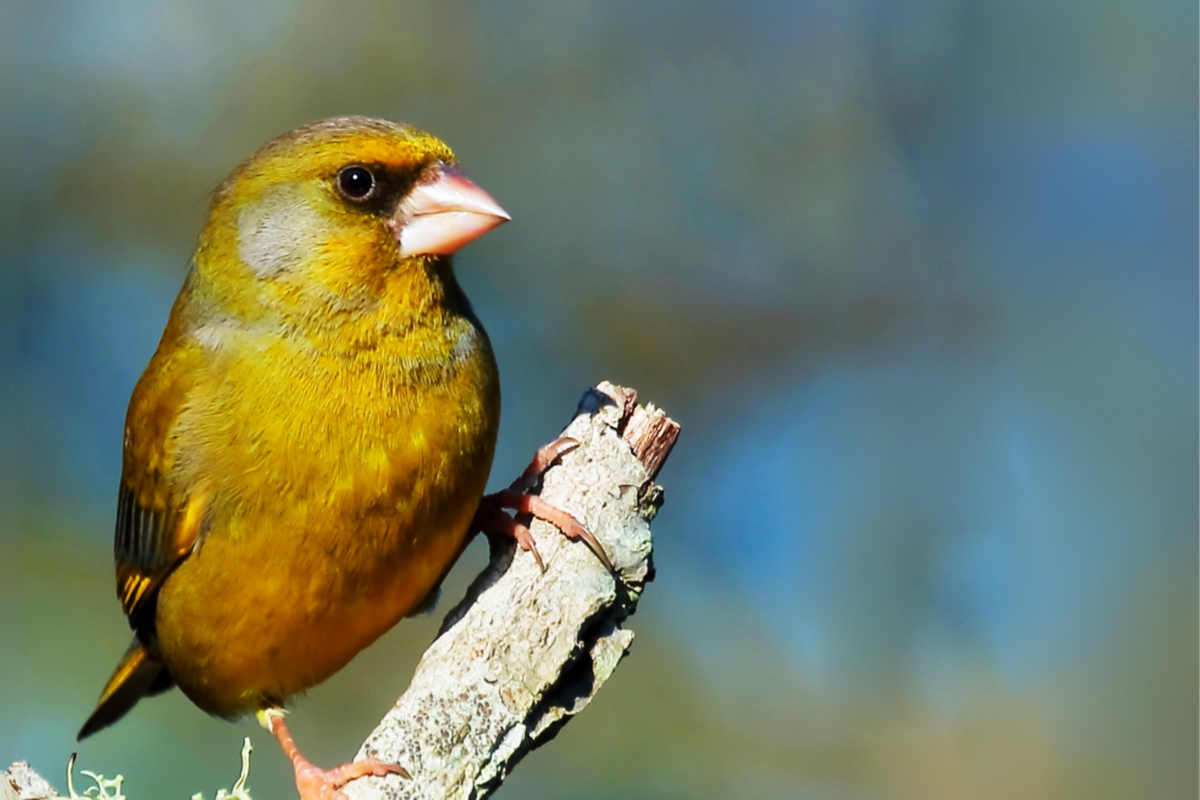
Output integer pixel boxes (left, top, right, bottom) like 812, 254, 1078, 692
6, 1, 1197, 798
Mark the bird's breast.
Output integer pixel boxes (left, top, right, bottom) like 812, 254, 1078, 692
155, 313, 500, 714
180, 314, 498, 523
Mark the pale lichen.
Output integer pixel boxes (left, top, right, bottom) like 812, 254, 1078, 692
59, 738, 254, 800
190, 738, 254, 800
66, 753, 126, 800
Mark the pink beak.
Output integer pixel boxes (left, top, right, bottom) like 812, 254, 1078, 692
392, 163, 511, 258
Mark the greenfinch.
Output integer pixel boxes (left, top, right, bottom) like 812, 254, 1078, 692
79, 116, 581, 799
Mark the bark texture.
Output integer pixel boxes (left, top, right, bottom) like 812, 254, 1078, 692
6, 382, 679, 800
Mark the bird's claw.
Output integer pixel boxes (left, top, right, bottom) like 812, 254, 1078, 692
294, 758, 409, 800
263, 707, 409, 800
475, 438, 613, 572
509, 436, 580, 494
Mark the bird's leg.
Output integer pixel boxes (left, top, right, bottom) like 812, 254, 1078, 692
257, 709, 409, 800
474, 437, 613, 572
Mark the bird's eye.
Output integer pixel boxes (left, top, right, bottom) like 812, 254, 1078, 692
337, 165, 376, 201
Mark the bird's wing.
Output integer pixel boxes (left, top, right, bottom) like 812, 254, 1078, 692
113, 331, 208, 632
113, 480, 206, 628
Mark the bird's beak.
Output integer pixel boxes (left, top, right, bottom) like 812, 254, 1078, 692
392, 162, 511, 258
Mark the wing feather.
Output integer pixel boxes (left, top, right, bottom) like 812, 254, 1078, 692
112, 323, 209, 633
115, 484, 210, 628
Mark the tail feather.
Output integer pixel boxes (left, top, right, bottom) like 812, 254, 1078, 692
78, 639, 171, 740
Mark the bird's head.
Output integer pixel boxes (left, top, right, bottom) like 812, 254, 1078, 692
191, 117, 509, 323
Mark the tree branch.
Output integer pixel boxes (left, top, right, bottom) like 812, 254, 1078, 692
6, 382, 679, 800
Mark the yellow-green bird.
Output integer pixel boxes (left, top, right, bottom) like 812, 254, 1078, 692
79, 116, 580, 799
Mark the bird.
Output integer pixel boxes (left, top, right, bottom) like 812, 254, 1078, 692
78, 116, 601, 800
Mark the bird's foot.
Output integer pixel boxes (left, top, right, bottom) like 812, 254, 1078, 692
474, 437, 613, 572
292, 759, 408, 800
258, 709, 409, 800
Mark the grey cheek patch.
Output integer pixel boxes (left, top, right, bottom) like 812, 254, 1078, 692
237, 195, 324, 277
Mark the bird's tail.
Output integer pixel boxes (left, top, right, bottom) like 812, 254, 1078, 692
78, 638, 173, 740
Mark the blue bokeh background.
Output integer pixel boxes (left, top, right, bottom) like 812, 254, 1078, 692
7, 1, 1197, 798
